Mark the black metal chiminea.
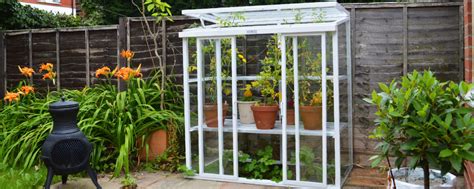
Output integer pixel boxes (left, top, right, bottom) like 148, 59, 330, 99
41, 98, 101, 189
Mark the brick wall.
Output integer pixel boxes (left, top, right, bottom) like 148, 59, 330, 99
466, 0, 473, 82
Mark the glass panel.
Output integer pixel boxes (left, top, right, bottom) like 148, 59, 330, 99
201, 39, 219, 174
338, 22, 351, 180
299, 135, 324, 183
238, 134, 283, 181
187, 37, 199, 172
338, 22, 348, 78
327, 137, 336, 185
297, 35, 323, 132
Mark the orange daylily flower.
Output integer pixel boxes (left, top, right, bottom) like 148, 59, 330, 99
20, 86, 34, 95
115, 67, 133, 81
42, 72, 56, 80
95, 66, 111, 78
18, 66, 35, 78
39, 63, 54, 73
120, 50, 135, 61
114, 64, 142, 81
4, 91, 20, 102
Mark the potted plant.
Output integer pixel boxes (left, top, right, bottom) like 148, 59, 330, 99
238, 84, 258, 124
299, 50, 326, 130
250, 35, 281, 130
120, 175, 137, 189
202, 41, 230, 128
300, 91, 323, 130
365, 70, 474, 189
189, 39, 247, 128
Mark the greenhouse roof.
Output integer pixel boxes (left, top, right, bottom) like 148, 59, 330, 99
179, 2, 349, 38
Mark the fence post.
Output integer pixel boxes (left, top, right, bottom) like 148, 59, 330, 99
56, 29, 60, 90
460, 5, 465, 82
118, 17, 128, 91
85, 28, 90, 87
28, 30, 33, 85
403, 6, 408, 76
0, 32, 5, 97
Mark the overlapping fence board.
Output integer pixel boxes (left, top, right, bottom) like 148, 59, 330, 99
0, 2, 464, 166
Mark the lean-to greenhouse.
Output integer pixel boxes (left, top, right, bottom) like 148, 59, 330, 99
180, 2, 352, 188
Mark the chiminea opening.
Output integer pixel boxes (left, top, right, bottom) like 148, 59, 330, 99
41, 98, 102, 189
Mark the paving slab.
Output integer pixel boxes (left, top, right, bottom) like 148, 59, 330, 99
51, 167, 387, 189
51, 172, 285, 189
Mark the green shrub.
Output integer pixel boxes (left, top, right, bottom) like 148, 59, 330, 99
0, 71, 184, 177
0, 2, 98, 30
365, 70, 474, 188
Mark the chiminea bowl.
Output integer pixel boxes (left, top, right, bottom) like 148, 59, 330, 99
41, 98, 102, 189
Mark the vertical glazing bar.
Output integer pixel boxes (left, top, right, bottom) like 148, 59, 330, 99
183, 38, 192, 169
292, 36, 300, 181
280, 35, 288, 182
231, 37, 238, 177
333, 30, 341, 188
216, 39, 224, 175
346, 21, 353, 166
321, 33, 328, 186
197, 39, 204, 175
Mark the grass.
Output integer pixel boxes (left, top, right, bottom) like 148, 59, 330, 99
0, 163, 60, 189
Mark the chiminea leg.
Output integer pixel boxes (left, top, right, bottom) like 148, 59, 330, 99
62, 175, 68, 184
87, 166, 102, 189
44, 167, 54, 189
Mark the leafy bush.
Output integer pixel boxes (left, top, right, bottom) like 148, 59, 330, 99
239, 146, 284, 182
73, 72, 183, 176
0, 2, 98, 30
0, 59, 184, 177
365, 70, 474, 188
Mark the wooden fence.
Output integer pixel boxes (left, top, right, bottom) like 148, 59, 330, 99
0, 2, 464, 165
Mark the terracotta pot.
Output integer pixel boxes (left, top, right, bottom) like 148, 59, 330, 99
251, 105, 279, 130
138, 129, 168, 161
300, 106, 322, 130
238, 101, 257, 124
465, 161, 474, 189
121, 184, 137, 189
287, 109, 295, 125
204, 104, 229, 128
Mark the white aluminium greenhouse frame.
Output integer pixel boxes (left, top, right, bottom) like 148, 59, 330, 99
180, 2, 352, 188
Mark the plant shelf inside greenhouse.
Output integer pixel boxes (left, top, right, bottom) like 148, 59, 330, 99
190, 120, 348, 137
180, 2, 352, 188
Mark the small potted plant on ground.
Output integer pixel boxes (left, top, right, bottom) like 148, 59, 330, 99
365, 70, 474, 189
120, 175, 137, 189
250, 35, 281, 130
238, 84, 257, 124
